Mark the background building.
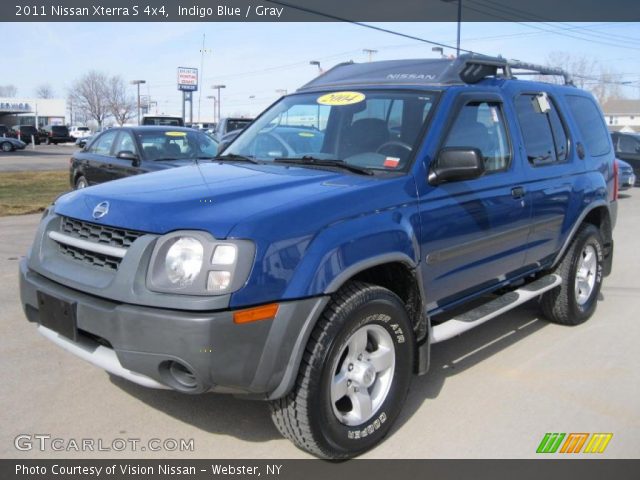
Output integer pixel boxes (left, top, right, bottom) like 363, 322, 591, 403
601, 99, 640, 133
0, 97, 66, 128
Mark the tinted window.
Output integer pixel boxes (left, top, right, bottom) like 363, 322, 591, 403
566, 95, 610, 157
226, 119, 251, 132
52, 126, 69, 135
515, 94, 568, 166
89, 130, 118, 156
444, 101, 511, 172
136, 130, 218, 160
617, 134, 640, 154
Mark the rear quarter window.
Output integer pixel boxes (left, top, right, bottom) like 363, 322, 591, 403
566, 95, 611, 157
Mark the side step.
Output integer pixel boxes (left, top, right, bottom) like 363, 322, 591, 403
431, 274, 562, 344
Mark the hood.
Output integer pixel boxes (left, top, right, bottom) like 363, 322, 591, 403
54, 162, 374, 238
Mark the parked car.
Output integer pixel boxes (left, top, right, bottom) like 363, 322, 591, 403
75, 135, 93, 149
141, 115, 184, 127
213, 117, 253, 140
0, 124, 12, 137
0, 137, 26, 152
611, 131, 640, 186
69, 126, 92, 140
616, 158, 635, 191
39, 125, 73, 145
10, 125, 41, 144
69, 126, 219, 189
20, 55, 617, 459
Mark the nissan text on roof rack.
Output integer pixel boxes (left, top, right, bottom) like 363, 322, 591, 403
20, 54, 617, 458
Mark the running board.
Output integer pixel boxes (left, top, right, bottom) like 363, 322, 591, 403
431, 274, 562, 344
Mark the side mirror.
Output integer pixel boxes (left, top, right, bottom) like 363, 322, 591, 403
116, 150, 140, 166
429, 147, 485, 185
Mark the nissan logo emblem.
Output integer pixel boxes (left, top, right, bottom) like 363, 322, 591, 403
92, 201, 110, 219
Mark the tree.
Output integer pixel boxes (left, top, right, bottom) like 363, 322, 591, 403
542, 52, 624, 104
0, 85, 18, 97
35, 84, 55, 99
69, 71, 110, 128
107, 76, 136, 126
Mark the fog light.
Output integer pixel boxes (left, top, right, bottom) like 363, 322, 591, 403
212, 244, 237, 265
207, 270, 231, 291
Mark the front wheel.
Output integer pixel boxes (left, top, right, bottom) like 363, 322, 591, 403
270, 282, 414, 459
75, 176, 88, 189
540, 224, 604, 325
1, 141, 13, 152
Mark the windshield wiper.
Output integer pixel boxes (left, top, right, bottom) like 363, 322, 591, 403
213, 153, 259, 164
274, 156, 373, 176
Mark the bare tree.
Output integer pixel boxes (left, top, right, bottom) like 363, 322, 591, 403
107, 76, 136, 126
69, 71, 110, 128
35, 84, 55, 99
0, 85, 18, 97
542, 52, 624, 104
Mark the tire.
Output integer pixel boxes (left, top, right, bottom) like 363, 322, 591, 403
1, 141, 13, 152
540, 224, 604, 325
270, 282, 414, 459
75, 176, 88, 189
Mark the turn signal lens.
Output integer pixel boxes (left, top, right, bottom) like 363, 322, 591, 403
233, 303, 279, 324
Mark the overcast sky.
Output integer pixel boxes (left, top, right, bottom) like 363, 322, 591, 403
3, 21, 640, 120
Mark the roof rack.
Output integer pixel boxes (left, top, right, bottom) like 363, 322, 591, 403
298, 54, 573, 91
458, 55, 574, 85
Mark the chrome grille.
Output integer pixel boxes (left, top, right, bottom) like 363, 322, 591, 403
61, 217, 143, 249
56, 217, 145, 271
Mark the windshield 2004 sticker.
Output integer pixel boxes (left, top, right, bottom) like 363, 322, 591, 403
317, 91, 366, 106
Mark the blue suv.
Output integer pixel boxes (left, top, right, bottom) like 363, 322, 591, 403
19, 55, 617, 458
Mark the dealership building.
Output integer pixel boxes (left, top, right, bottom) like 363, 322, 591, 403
0, 97, 66, 128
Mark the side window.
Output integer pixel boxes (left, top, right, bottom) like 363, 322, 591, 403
113, 132, 137, 155
618, 135, 640, 154
88, 130, 118, 156
514, 93, 568, 165
444, 101, 511, 172
566, 95, 611, 157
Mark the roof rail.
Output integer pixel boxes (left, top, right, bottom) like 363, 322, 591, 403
457, 54, 574, 86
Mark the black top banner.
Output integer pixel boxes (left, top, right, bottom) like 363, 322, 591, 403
4, 0, 640, 22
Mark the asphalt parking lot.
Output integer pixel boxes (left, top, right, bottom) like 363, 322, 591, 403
0, 144, 76, 172
0, 191, 638, 459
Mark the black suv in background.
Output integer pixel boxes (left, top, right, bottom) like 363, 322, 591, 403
11, 125, 41, 144
611, 131, 640, 186
40, 125, 73, 145
0, 124, 11, 137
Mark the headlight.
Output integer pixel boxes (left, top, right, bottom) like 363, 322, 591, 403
165, 237, 204, 286
147, 231, 255, 296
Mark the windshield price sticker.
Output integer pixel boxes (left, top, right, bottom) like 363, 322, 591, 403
317, 92, 366, 106
165, 132, 187, 137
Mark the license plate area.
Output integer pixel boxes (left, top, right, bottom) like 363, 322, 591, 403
37, 291, 77, 341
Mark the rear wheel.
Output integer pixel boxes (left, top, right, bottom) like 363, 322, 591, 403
541, 224, 604, 325
1, 141, 13, 152
269, 282, 414, 459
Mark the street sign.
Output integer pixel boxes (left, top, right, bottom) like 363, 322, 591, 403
177, 67, 198, 91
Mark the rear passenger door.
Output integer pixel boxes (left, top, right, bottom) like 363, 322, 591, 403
418, 93, 532, 309
512, 91, 576, 268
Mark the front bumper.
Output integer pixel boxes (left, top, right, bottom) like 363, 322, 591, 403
20, 260, 328, 398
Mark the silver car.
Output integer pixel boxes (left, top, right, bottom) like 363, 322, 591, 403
0, 137, 27, 152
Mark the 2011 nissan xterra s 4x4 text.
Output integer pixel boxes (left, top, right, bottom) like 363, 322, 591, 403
20, 55, 617, 458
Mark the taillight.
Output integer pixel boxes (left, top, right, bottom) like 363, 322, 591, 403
612, 160, 619, 201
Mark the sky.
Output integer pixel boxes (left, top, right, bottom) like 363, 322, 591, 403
2, 21, 640, 122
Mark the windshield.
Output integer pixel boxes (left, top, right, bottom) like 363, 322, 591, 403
224, 90, 436, 171
136, 130, 219, 160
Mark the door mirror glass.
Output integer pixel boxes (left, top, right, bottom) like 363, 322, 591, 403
116, 150, 138, 162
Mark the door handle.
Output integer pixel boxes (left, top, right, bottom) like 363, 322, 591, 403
511, 186, 525, 199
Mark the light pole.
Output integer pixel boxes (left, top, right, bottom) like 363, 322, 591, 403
442, 0, 462, 56
130, 80, 146, 125
309, 60, 323, 73
363, 49, 378, 62
212, 85, 226, 123
206, 95, 217, 123
198, 33, 212, 123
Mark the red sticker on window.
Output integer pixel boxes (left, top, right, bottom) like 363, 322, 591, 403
383, 157, 400, 168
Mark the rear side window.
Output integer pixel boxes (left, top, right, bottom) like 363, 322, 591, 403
514, 94, 568, 166
52, 126, 69, 135
566, 95, 610, 157
617, 134, 640, 154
